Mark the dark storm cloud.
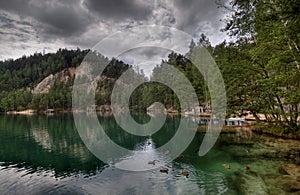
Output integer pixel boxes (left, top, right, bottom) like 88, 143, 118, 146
0, 0, 152, 39
0, 0, 25, 13
0, 0, 225, 41
83, 0, 152, 21
0, 0, 229, 60
173, 0, 226, 37
33, 7, 92, 39
0, 0, 93, 38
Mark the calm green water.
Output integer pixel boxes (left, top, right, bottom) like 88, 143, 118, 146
0, 114, 286, 194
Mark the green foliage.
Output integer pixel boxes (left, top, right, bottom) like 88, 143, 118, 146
219, 0, 300, 130
0, 89, 32, 112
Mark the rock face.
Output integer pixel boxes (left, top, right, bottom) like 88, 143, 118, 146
32, 68, 75, 94
32, 74, 55, 94
147, 102, 165, 113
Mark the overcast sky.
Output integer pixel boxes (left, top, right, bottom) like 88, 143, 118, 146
0, 0, 230, 68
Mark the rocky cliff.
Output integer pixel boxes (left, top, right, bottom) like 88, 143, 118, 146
32, 68, 76, 94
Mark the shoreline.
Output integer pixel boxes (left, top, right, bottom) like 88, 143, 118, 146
2, 110, 299, 140
198, 125, 300, 140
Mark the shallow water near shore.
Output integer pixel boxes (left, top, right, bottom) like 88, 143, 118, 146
0, 113, 298, 194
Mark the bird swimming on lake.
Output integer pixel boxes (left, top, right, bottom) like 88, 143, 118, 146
244, 165, 250, 170
223, 164, 231, 169
148, 160, 156, 165
181, 170, 189, 177
160, 167, 169, 173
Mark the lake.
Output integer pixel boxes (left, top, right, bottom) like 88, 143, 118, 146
0, 114, 292, 194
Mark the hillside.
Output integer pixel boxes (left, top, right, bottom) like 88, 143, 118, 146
0, 49, 89, 91
0, 49, 132, 112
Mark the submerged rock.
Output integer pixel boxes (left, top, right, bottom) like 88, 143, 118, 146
279, 163, 300, 175
233, 171, 268, 194
277, 164, 300, 192
282, 181, 300, 192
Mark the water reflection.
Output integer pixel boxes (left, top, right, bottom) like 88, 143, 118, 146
0, 114, 105, 176
0, 114, 237, 194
